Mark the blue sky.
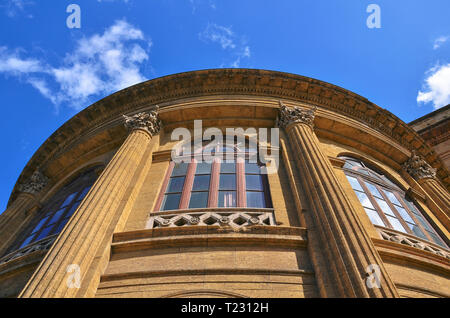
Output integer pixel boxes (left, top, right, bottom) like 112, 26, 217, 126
0, 0, 449, 210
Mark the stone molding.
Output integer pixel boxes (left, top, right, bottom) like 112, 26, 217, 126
277, 101, 316, 129
403, 151, 437, 180
17, 171, 48, 195
123, 107, 161, 137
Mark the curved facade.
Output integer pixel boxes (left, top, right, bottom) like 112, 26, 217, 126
0, 68, 449, 298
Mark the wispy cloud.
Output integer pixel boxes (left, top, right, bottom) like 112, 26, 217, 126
417, 63, 450, 109
189, 0, 216, 14
0, 20, 152, 111
199, 23, 250, 68
1, 0, 34, 18
433, 36, 449, 50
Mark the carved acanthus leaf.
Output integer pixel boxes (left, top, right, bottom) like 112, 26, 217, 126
123, 106, 161, 136
277, 101, 316, 129
403, 151, 437, 180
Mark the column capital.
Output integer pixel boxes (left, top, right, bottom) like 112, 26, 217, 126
123, 106, 161, 137
17, 170, 48, 195
403, 150, 437, 180
276, 101, 316, 129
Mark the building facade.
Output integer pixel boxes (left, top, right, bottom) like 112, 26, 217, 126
0, 69, 448, 298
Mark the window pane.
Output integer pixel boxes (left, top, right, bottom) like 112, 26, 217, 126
161, 193, 181, 211
220, 162, 236, 173
196, 162, 211, 174
246, 175, 264, 191
395, 206, 415, 224
172, 163, 188, 176
55, 218, 69, 234
31, 216, 49, 234
364, 208, 385, 227
48, 208, 66, 225
61, 193, 76, 208
66, 201, 81, 218
167, 177, 185, 193
427, 231, 446, 247
245, 162, 261, 174
35, 226, 53, 241
19, 235, 35, 249
386, 215, 406, 233
346, 176, 364, 192
189, 192, 209, 209
192, 175, 210, 191
77, 186, 91, 201
407, 223, 427, 240
374, 198, 395, 217
355, 191, 375, 209
383, 190, 402, 206
218, 191, 236, 207
364, 182, 382, 199
246, 191, 266, 208
219, 174, 236, 190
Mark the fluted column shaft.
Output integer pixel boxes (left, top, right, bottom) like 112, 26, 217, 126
19, 110, 160, 298
280, 103, 399, 298
419, 179, 450, 218
0, 193, 39, 256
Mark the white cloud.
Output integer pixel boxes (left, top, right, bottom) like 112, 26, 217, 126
199, 23, 251, 68
417, 63, 450, 109
433, 36, 449, 50
0, 20, 151, 110
2, 0, 34, 18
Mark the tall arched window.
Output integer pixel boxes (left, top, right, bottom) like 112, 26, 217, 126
340, 156, 447, 248
11, 167, 99, 252
155, 137, 272, 211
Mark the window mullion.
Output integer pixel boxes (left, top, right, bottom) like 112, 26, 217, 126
179, 159, 197, 209
237, 159, 246, 207
357, 176, 390, 228
208, 158, 220, 207
153, 162, 175, 211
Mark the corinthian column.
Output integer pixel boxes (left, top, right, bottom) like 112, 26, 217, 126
19, 107, 161, 298
0, 171, 48, 256
403, 152, 450, 226
278, 102, 399, 298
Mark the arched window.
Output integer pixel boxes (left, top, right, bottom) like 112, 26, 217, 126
12, 167, 99, 251
155, 137, 272, 211
340, 156, 447, 248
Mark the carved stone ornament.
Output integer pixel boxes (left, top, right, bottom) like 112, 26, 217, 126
17, 170, 49, 195
123, 106, 161, 136
403, 151, 437, 180
276, 101, 316, 129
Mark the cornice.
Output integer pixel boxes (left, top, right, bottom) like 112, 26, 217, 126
8, 68, 450, 206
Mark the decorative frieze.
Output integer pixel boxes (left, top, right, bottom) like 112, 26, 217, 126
147, 211, 276, 230
376, 227, 449, 259
17, 171, 48, 195
123, 106, 161, 137
277, 101, 316, 129
403, 151, 437, 180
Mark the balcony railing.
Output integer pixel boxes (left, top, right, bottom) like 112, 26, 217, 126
0, 234, 58, 265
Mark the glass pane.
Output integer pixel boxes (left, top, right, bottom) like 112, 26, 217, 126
192, 175, 210, 191
189, 192, 209, 209
66, 201, 81, 218
346, 176, 364, 192
219, 174, 236, 190
48, 208, 66, 225
246, 175, 264, 191
167, 177, 185, 193
31, 216, 49, 234
220, 162, 236, 173
364, 208, 385, 227
172, 162, 188, 176
364, 182, 382, 199
245, 162, 261, 174
386, 215, 406, 233
218, 191, 236, 207
427, 231, 446, 247
383, 190, 402, 206
19, 235, 35, 249
77, 186, 91, 201
375, 198, 395, 217
35, 226, 53, 241
161, 193, 181, 211
246, 191, 266, 208
196, 162, 211, 174
55, 218, 69, 234
355, 191, 375, 209
414, 214, 433, 232
407, 223, 427, 240
395, 206, 415, 224
61, 193, 76, 208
